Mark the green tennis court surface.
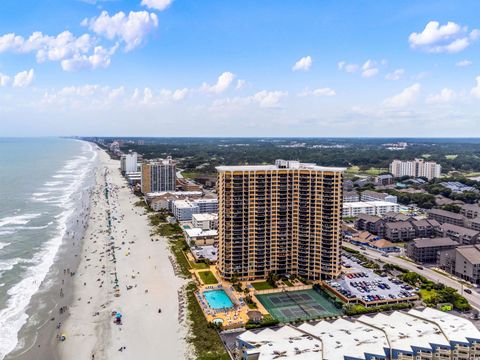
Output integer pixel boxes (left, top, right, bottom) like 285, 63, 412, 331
256, 289, 342, 322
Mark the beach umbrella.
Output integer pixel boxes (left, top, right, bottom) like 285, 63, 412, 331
116, 312, 122, 319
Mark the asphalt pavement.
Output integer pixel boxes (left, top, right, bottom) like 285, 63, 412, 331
343, 242, 480, 310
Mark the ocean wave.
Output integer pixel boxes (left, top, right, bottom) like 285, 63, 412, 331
0, 214, 41, 228
0, 140, 98, 359
43, 181, 63, 187
0, 243, 11, 251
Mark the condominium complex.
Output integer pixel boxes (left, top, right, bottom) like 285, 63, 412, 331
216, 159, 345, 281
120, 152, 138, 174
342, 201, 400, 217
237, 308, 480, 360
389, 158, 441, 180
141, 157, 177, 193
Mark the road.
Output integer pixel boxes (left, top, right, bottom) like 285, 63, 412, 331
343, 242, 480, 310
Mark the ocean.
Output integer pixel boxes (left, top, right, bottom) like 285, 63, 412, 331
0, 138, 97, 359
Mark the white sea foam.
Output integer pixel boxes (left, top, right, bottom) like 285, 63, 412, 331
0, 243, 11, 251
0, 214, 41, 228
0, 140, 97, 359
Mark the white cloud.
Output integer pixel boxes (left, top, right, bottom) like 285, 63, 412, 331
292, 56, 312, 71
385, 68, 405, 81
0, 73, 10, 87
426, 88, 456, 104
0, 31, 93, 61
338, 61, 358, 73
159, 88, 188, 101
41, 84, 127, 108
409, 21, 479, 53
299, 87, 336, 97
383, 83, 421, 108
456, 59, 472, 67
141, 0, 173, 11
471, 76, 480, 98
361, 59, 378, 78
236, 79, 246, 90
252, 90, 287, 108
313, 88, 336, 96
83, 11, 158, 51
201, 72, 236, 94
61, 45, 117, 71
13, 69, 34, 87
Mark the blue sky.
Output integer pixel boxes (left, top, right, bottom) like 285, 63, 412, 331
0, 0, 480, 136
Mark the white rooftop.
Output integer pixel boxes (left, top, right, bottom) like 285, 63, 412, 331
408, 307, 480, 345
239, 326, 322, 360
358, 312, 450, 353
185, 228, 217, 238
343, 201, 399, 208
173, 200, 197, 209
217, 159, 345, 173
192, 213, 218, 221
298, 318, 388, 360
146, 191, 203, 198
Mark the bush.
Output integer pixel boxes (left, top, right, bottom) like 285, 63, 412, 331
344, 302, 413, 316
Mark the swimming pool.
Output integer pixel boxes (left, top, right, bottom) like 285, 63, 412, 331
203, 290, 234, 309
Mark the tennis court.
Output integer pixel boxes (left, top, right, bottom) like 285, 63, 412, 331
256, 289, 342, 322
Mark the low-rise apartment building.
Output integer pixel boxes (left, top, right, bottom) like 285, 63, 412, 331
382, 221, 416, 242
438, 245, 480, 285
437, 223, 480, 245
360, 190, 397, 204
406, 237, 458, 264
343, 190, 359, 202
427, 208, 465, 227
343, 201, 400, 217
192, 213, 218, 230
460, 203, 480, 219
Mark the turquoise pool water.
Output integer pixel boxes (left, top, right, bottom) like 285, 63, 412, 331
203, 290, 233, 309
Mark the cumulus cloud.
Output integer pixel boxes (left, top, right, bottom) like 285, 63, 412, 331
0, 31, 93, 61
13, 69, 34, 87
426, 88, 456, 104
42, 84, 127, 108
82, 11, 158, 51
409, 21, 479, 53
385, 69, 405, 81
337, 61, 358, 73
456, 59, 472, 67
361, 59, 379, 78
252, 90, 287, 108
201, 72, 236, 94
471, 76, 480, 98
141, 0, 173, 11
383, 83, 421, 108
236, 79, 246, 90
212, 90, 287, 110
299, 87, 336, 97
292, 56, 312, 71
61, 45, 117, 71
0, 73, 11, 87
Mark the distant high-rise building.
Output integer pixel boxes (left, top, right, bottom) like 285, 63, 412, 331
389, 158, 441, 180
216, 159, 345, 281
120, 152, 138, 174
141, 157, 176, 193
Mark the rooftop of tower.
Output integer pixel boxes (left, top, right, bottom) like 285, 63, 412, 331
216, 159, 346, 173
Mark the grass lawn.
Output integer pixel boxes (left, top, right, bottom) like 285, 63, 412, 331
283, 280, 294, 287
198, 270, 218, 285
445, 154, 458, 160
190, 262, 210, 270
346, 166, 388, 176
251, 281, 275, 291
364, 167, 388, 175
185, 283, 230, 360
422, 154, 431, 158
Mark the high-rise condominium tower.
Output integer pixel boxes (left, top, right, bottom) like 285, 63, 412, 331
216, 160, 344, 281
141, 157, 177, 193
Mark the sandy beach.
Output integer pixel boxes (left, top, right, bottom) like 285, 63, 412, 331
55, 149, 189, 360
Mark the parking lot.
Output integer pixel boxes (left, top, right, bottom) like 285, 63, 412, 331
325, 255, 418, 305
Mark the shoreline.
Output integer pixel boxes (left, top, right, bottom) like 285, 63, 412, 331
6, 146, 191, 360
58, 148, 190, 359
5, 144, 97, 360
